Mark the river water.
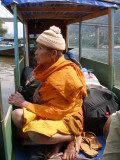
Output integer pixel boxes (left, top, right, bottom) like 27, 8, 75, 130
71, 47, 120, 87
0, 56, 15, 118
0, 47, 120, 117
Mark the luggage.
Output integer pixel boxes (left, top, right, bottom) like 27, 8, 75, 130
83, 86, 120, 135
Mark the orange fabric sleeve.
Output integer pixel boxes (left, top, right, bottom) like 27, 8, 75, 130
26, 103, 68, 120
47, 66, 83, 102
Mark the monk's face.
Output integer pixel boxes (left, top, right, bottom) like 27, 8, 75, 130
35, 44, 53, 65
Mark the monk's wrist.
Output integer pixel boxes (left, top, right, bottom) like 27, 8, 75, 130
21, 101, 30, 108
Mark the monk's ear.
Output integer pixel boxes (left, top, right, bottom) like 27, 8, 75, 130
51, 50, 58, 59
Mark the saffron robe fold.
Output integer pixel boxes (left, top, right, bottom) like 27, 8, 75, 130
23, 55, 87, 136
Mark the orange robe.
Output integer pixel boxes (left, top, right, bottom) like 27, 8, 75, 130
23, 55, 87, 137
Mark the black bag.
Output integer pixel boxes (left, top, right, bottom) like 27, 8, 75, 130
83, 86, 120, 135
18, 67, 40, 102
21, 66, 35, 87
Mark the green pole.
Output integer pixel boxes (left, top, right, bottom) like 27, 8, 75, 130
0, 80, 7, 160
108, 7, 114, 90
13, 4, 20, 91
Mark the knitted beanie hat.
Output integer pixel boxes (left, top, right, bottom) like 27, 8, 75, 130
36, 26, 65, 51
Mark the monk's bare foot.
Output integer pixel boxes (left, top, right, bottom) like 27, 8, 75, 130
63, 136, 82, 160
46, 143, 63, 159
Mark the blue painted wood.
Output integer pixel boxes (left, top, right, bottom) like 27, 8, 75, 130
24, 3, 27, 7
2, 0, 120, 8
22, 11, 25, 15
36, 2, 39, 6
29, 3, 33, 6
13, 4, 20, 91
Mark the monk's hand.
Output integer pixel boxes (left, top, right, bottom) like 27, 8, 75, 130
9, 92, 30, 108
33, 85, 43, 104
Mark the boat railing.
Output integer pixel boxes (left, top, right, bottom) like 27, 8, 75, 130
81, 57, 109, 87
18, 57, 25, 81
0, 79, 13, 160
0, 56, 25, 160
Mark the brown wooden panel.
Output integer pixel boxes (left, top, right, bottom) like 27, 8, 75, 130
23, 13, 80, 20
20, 5, 98, 13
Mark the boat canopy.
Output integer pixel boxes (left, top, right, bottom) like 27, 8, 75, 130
1, 0, 120, 24
1, 0, 120, 8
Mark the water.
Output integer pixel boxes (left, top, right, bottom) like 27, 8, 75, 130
71, 47, 120, 88
0, 56, 15, 118
0, 46, 14, 50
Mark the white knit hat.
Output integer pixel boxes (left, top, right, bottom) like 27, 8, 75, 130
36, 26, 65, 51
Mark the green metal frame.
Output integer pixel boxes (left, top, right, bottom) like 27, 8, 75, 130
112, 86, 120, 101
0, 81, 13, 160
0, 81, 6, 160
81, 57, 109, 88
4, 106, 13, 160
108, 7, 115, 90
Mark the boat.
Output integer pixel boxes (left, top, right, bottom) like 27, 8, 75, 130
0, 45, 23, 56
0, 0, 120, 160
0, 37, 3, 41
0, 38, 23, 56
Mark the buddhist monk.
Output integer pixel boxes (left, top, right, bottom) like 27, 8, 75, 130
9, 26, 87, 160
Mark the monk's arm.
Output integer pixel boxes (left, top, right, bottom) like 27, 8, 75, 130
26, 103, 63, 120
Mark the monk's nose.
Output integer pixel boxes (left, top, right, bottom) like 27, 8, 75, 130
34, 49, 38, 55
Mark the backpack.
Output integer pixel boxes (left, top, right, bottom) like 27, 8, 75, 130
83, 86, 120, 135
